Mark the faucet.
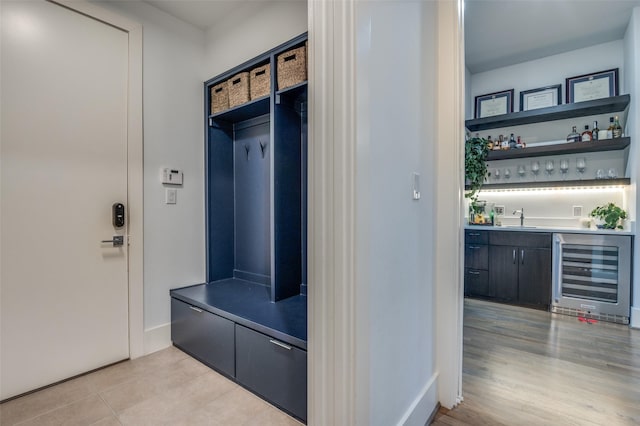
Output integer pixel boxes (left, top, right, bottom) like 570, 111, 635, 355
513, 208, 524, 227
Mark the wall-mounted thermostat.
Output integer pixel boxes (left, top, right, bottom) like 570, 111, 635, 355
162, 168, 183, 185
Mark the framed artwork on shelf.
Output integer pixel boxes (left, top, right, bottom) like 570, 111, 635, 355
566, 68, 618, 103
474, 89, 514, 118
519, 84, 561, 111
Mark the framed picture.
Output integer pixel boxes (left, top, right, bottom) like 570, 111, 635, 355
519, 84, 561, 111
566, 68, 618, 103
474, 89, 514, 119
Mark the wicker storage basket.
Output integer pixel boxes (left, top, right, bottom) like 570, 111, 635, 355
277, 45, 307, 90
210, 81, 229, 114
227, 72, 250, 108
250, 64, 271, 100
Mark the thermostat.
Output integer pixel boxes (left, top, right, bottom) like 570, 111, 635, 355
162, 168, 183, 185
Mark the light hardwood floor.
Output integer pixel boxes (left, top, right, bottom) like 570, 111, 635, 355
434, 298, 640, 426
0, 346, 302, 426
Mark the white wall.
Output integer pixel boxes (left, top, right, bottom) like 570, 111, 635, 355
204, 1, 307, 78
355, 1, 437, 423
624, 7, 640, 328
93, 1, 206, 353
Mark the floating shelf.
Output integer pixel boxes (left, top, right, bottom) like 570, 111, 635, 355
209, 95, 270, 124
487, 137, 630, 161
276, 81, 307, 105
465, 95, 630, 132
466, 178, 630, 191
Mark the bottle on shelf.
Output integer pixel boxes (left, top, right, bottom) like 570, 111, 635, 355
567, 125, 580, 143
501, 134, 509, 150
613, 116, 622, 138
516, 135, 524, 149
607, 117, 615, 139
592, 120, 599, 141
487, 135, 493, 150
508, 133, 517, 149
580, 125, 592, 142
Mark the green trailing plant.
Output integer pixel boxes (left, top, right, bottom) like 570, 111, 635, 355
465, 136, 490, 211
589, 202, 627, 230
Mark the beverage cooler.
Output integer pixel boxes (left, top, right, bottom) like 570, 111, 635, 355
552, 233, 632, 324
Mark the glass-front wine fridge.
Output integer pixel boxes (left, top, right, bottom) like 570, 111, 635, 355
552, 233, 632, 324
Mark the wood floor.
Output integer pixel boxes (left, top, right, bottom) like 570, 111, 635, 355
434, 298, 640, 426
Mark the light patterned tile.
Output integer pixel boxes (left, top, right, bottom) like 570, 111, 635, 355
14, 395, 112, 426
90, 416, 122, 426
243, 405, 303, 426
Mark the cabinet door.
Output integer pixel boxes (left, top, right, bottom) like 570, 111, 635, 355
465, 268, 489, 297
465, 244, 488, 269
171, 298, 235, 378
235, 324, 307, 422
489, 245, 518, 301
518, 248, 551, 308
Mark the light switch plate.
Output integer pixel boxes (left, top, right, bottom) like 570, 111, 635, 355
494, 205, 505, 216
573, 206, 583, 217
165, 188, 177, 204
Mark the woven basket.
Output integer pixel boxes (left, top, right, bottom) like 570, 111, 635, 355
277, 45, 307, 90
250, 64, 271, 100
227, 72, 250, 108
210, 81, 229, 114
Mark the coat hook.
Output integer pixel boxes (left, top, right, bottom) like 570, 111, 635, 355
244, 144, 250, 160
259, 140, 268, 158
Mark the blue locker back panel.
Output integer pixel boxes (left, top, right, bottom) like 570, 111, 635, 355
233, 116, 271, 283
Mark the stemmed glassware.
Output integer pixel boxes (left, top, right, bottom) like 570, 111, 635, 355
531, 161, 540, 181
517, 164, 526, 180
545, 160, 554, 177
504, 168, 511, 179
494, 168, 501, 181
560, 159, 569, 180
576, 158, 586, 179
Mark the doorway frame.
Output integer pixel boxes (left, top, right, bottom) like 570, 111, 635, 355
52, 0, 144, 358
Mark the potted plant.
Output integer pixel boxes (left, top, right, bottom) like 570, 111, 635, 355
589, 203, 627, 230
465, 135, 490, 221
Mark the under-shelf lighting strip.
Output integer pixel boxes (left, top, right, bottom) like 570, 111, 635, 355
479, 186, 626, 196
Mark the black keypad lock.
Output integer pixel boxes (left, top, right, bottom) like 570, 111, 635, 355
112, 203, 125, 228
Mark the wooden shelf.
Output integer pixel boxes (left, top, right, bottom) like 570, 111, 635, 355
467, 178, 630, 191
487, 137, 630, 160
466, 95, 630, 132
209, 96, 270, 124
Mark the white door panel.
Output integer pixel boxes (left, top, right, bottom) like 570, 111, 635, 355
1, 0, 129, 399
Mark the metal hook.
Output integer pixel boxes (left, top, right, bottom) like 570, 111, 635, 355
259, 140, 268, 158
244, 144, 250, 160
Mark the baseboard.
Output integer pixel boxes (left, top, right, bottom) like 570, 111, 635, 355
631, 306, 640, 329
143, 323, 171, 355
398, 373, 439, 426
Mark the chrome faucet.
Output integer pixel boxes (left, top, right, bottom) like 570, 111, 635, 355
513, 208, 524, 226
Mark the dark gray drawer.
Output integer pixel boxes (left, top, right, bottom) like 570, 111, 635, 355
489, 231, 551, 248
465, 244, 488, 269
465, 268, 489, 297
235, 324, 307, 422
171, 298, 235, 378
465, 229, 489, 245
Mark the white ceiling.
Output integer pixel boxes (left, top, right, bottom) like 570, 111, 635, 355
465, 0, 640, 74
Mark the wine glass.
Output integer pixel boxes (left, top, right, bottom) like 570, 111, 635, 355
494, 168, 501, 181
576, 158, 586, 179
560, 159, 569, 180
608, 168, 618, 179
531, 161, 540, 180
517, 164, 526, 180
545, 160, 554, 177
504, 168, 511, 179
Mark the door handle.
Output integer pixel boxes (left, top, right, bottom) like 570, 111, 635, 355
521, 249, 525, 264
101, 235, 124, 247
269, 339, 292, 350
513, 249, 516, 264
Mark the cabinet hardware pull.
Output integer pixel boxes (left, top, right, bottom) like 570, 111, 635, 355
269, 339, 292, 350
468, 233, 480, 236
468, 271, 480, 275
521, 249, 525, 264
513, 249, 516, 264
189, 306, 203, 313
468, 246, 480, 249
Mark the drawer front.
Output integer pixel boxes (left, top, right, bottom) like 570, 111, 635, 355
465, 230, 489, 245
171, 298, 235, 378
464, 268, 489, 297
489, 231, 551, 248
465, 244, 488, 269
235, 324, 307, 422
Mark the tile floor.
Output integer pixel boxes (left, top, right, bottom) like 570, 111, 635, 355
0, 346, 303, 426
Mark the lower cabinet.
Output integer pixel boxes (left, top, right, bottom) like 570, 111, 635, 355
235, 325, 307, 421
170, 297, 307, 423
171, 298, 235, 378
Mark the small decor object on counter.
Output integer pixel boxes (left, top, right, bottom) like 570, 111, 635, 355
210, 81, 229, 114
566, 68, 618, 103
227, 72, 250, 108
249, 63, 271, 100
589, 203, 627, 230
474, 89, 514, 118
277, 45, 307, 90
567, 125, 580, 143
468, 200, 494, 226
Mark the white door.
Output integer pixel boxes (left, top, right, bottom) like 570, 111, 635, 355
1, 0, 130, 400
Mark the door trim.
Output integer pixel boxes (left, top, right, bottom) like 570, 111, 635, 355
52, 0, 144, 358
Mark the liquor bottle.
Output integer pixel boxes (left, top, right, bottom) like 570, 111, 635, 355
613, 116, 622, 138
508, 133, 517, 149
494, 135, 503, 151
567, 126, 580, 143
592, 121, 599, 141
516, 135, 524, 149
501, 135, 509, 150
581, 125, 592, 142
607, 117, 615, 139
487, 135, 493, 150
